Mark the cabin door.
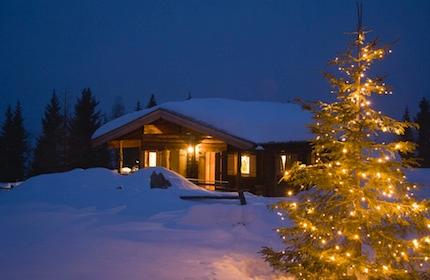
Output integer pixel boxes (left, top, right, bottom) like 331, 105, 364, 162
198, 151, 216, 183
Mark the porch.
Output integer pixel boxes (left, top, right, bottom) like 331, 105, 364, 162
108, 118, 237, 190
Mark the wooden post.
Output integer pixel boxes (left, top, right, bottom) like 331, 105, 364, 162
238, 191, 246, 205
236, 150, 241, 189
119, 140, 124, 173
139, 128, 144, 168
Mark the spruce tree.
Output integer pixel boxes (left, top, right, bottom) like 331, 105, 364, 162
31, 91, 65, 175
69, 88, 109, 169
61, 89, 72, 169
0, 106, 15, 181
0, 103, 28, 181
399, 106, 416, 161
262, 9, 430, 279
146, 94, 157, 108
416, 97, 430, 167
135, 100, 142, 111
110, 96, 125, 120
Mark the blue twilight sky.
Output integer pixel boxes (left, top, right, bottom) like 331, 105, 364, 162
0, 0, 429, 140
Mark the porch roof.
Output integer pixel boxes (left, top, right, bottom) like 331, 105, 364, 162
92, 98, 312, 148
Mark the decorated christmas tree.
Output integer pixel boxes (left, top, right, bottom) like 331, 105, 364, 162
262, 6, 430, 279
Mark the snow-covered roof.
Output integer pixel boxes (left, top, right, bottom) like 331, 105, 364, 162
93, 98, 312, 144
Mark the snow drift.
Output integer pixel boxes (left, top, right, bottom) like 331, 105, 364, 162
0, 167, 285, 280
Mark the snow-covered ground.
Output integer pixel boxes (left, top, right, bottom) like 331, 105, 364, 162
0, 168, 428, 280
0, 168, 287, 280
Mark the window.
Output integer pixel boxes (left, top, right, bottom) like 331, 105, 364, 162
148, 151, 157, 167
280, 155, 287, 171
240, 155, 250, 175
241, 154, 256, 177
280, 153, 298, 172
228, 153, 256, 177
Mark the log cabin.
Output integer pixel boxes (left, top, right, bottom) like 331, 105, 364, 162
91, 98, 313, 196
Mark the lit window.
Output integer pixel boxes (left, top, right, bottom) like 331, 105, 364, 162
281, 155, 287, 171
241, 155, 250, 175
149, 151, 157, 167
280, 153, 298, 172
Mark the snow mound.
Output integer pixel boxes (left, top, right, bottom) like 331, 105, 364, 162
0, 167, 215, 216
0, 168, 284, 279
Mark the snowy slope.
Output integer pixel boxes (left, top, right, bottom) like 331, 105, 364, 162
1, 168, 428, 280
92, 98, 312, 144
0, 168, 287, 280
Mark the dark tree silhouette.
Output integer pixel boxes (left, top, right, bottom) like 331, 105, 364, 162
135, 100, 142, 111
110, 96, 125, 120
399, 106, 416, 160
0, 102, 28, 181
31, 91, 66, 175
69, 88, 110, 169
0, 106, 14, 181
186, 92, 192, 100
146, 94, 157, 108
416, 97, 430, 167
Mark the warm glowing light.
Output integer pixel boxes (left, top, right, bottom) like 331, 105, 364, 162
364, 268, 369, 273
383, 265, 389, 271
241, 155, 250, 175
187, 145, 194, 154
412, 239, 419, 248
148, 151, 157, 167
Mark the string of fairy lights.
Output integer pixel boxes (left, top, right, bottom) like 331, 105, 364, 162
269, 27, 430, 279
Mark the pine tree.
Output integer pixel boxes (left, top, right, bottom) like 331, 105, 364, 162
261, 8, 430, 279
110, 95, 125, 120
31, 91, 65, 175
135, 100, 142, 111
399, 106, 416, 161
0, 106, 15, 181
61, 90, 72, 170
0, 103, 28, 181
416, 97, 430, 167
401, 106, 414, 142
186, 92, 192, 100
69, 88, 110, 169
146, 94, 157, 108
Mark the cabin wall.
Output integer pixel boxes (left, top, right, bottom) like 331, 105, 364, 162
261, 142, 312, 196
223, 142, 312, 196
106, 120, 312, 197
